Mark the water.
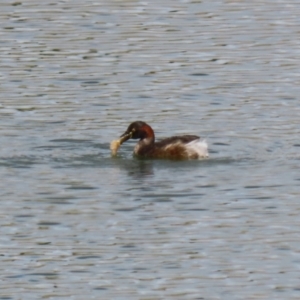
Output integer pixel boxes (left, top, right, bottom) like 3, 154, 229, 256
1, 0, 300, 299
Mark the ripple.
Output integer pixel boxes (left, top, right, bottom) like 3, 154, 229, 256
1, 0, 300, 299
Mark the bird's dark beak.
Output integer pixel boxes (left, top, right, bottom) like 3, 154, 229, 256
119, 131, 133, 144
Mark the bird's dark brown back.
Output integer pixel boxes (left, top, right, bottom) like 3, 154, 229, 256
155, 135, 199, 148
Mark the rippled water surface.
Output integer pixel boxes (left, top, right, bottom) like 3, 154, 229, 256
1, 0, 300, 299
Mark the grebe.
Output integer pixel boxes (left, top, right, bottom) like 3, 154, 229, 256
110, 121, 208, 160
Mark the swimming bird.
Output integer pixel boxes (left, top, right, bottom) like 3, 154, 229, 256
110, 121, 208, 160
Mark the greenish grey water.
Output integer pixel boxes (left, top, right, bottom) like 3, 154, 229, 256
1, 0, 300, 299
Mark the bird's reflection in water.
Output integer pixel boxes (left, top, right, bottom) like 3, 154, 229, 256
126, 159, 154, 179
111, 156, 154, 180
110, 154, 213, 182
